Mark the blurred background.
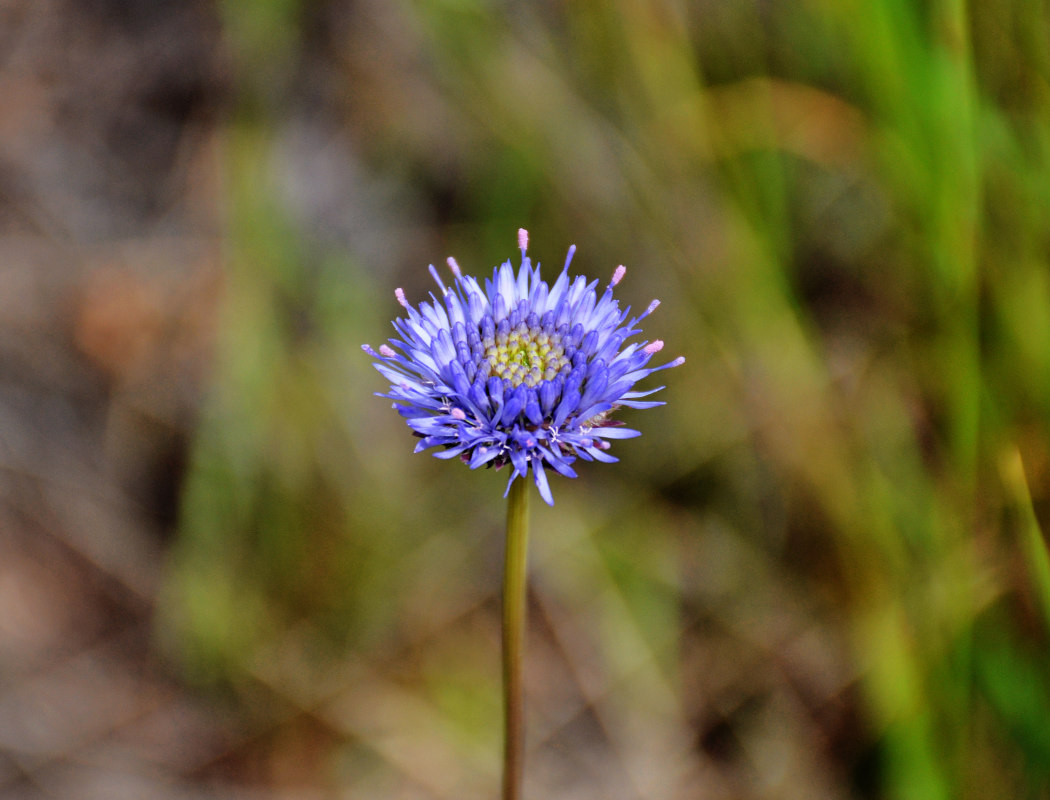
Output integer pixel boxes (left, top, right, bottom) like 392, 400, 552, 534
1, 0, 1049, 798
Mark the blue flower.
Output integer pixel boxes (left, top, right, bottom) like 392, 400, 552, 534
363, 229, 683, 505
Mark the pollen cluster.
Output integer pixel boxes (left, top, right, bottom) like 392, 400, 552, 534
483, 323, 570, 388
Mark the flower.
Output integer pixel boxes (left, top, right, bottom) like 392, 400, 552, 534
363, 229, 684, 505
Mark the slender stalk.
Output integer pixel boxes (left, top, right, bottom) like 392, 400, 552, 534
502, 478, 530, 800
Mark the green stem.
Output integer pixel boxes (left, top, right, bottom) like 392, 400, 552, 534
502, 478, 530, 800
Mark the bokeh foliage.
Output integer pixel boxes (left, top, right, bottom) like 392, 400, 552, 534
162, 1, 1050, 797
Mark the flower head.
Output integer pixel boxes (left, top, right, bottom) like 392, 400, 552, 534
363, 229, 683, 505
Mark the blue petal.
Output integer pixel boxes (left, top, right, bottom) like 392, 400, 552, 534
577, 363, 609, 410
621, 386, 665, 399
617, 399, 666, 409
524, 394, 544, 426
469, 380, 490, 413
503, 470, 519, 498
533, 460, 554, 505
539, 379, 560, 416
509, 443, 529, 476
497, 263, 517, 308
552, 388, 581, 428
581, 446, 619, 463
433, 444, 472, 459
588, 426, 641, 439
536, 445, 578, 478
469, 445, 502, 469
573, 401, 613, 422
500, 387, 526, 427
415, 435, 458, 453
487, 376, 505, 417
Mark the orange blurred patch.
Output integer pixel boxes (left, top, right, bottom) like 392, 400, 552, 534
74, 266, 165, 380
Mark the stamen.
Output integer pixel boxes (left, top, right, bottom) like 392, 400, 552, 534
451, 407, 467, 420
379, 344, 397, 358
518, 228, 528, 252
643, 340, 664, 355
611, 265, 626, 287
446, 256, 462, 278
395, 288, 409, 308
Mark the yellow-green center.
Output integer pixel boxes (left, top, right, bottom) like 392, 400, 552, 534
484, 324, 570, 388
